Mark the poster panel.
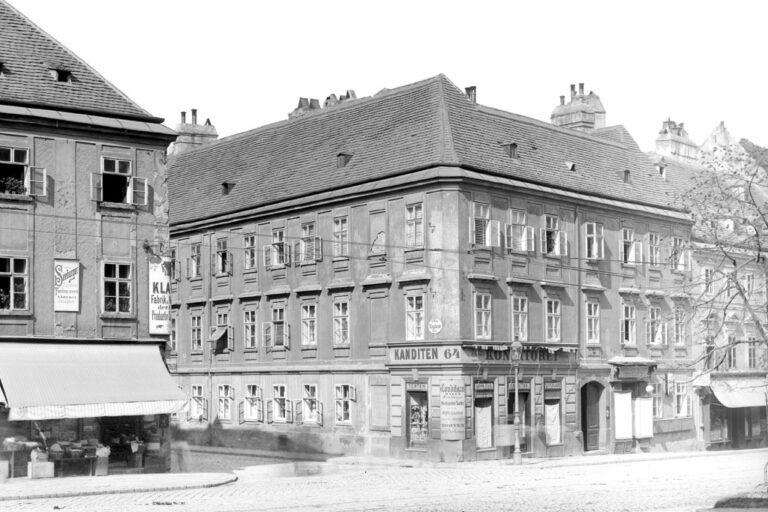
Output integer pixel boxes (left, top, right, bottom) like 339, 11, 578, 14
53, 259, 80, 312
440, 378, 466, 441
149, 256, 171, 335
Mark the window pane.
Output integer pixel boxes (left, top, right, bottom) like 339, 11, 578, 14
118, 264, 131, 279
104, 281, 116, 296
104, 263, 116, 278
118, 298, 130, 312
13, 149, 27, 164
118, 160, 131, 174
0, 147, 10, 162
103, 159, 116, 173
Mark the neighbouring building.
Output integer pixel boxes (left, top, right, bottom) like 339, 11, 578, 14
0, 0, 183, 477
168, 75, 699, 461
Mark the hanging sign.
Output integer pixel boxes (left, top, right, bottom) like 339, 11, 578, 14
53, 259, 80, 311
440, 378, 466, 440
149, 256, 171, 335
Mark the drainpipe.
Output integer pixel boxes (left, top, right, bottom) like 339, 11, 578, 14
575, 206, 583, 445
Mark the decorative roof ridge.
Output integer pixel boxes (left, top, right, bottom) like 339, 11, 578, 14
435, 74, 460, 165
0, 0, 159, 122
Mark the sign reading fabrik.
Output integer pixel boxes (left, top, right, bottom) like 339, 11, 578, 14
53, 259, 80, 311
148, 256, 171, 335
440, 378, 466, 440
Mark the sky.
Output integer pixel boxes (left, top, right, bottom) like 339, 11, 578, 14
9, 0, 768, 150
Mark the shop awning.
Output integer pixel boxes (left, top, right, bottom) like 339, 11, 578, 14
710, 378, 767, 408
0, 343, 188, 421
209, 326, 227, 342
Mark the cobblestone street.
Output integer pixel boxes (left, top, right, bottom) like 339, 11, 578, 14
3, 449, 765, 512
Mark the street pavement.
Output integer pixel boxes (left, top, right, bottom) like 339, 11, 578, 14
1, 448, 766, 511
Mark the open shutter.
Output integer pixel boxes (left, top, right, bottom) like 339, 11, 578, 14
284, 324, 291, 350
314, 237, 323, 261
286, 400, 294, 423
488, 220, 501, 248
263, 322, 273, 350
90, 172, 103, 201
350, 385, 357, 402
293, 241, 301, 267
227, 326, 234, 351
284, 243, 291, 266
317, 401, 324, 426
211, 255, 217, 277
267, 400, 273, 423
27, 166, 47, 197
295, 400, 303, 424
130, 177, 148, 205
504, 224, 513, 250
645, 321, 652, 345
524, 226, 535, 252
226, 251, 232, 275
540, 228, 547, 254
559, 231, 568, 257
172, 259, 181, 282
469, 214, 475, 244
257, 398, 264, 423
634, 241, 643, 265
238, 399, 245, 425
201, 398, 209, 422
263, 246, 272, 270
598, 226, 605, 259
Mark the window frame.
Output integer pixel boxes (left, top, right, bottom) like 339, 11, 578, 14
406, 203, 424, 248
333, 216, 349, 258
302, 384, 320, 424
190, 384, 206, 422
91, 156, 145, 205
472, 202, 490, 246
648, 232, 661, 267
272, 384, 288, 422
335, 384, 355, 425
748, 337, 758, 369
217, 384, 234, 422
301, 302, 318, 346
0, 146, 47, 197
586, 300, 600, 345
169, 311, 178, 352
673, 308, 686, 346
474, 290, 492, 340
102, 261, 132, 314
191, 312, 203, 352
405, 293, 425, 341
243, 309, 258, 350
505, 209, 534, 253
244, 384, 263, 422
243, 234, 257, 271
333, 298, 350, 346
188, 243, 201, 279
511, 294, 528, 342
585, 222, 604, 260
674, 382, 691, 418
545, 297, 561, 342
646, 306, 667, 346
541, 214, 567, 257
621, 301, 636, 346
214, 238, 230, 275
0, 256, 28, 312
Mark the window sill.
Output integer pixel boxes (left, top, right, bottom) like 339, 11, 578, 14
191, 350, 204, 355
333, 256, 349, 262
476, 447, 497, 453
188, 276, 203, 283
0, 193, 33, 202
244, 347, 259, 353
98, 201, 135, 211
100, 312, 136, 320
335, 422, 353, 428
404, 447, 428, 453
0, 309, 32, 317
243, 268, 258, 275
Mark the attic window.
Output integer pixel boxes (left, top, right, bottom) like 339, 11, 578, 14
502, 143, 518, 159
51, 69, 72, 82
565, 161, 576, 171
221, 181, 235, 195
623, 170, 631, 183
337, 153, 352, 168
657, 164, 666, 179
0, 63, 4, 77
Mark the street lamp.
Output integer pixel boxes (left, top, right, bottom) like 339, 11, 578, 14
510, 340, 523, 465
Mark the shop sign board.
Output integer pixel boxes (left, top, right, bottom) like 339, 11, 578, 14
149, 256, 171, 335
482, 346, 563, 362
389, 345, 463, 364
440, 378, 466, 440
53, 259, 80, 312
616, 366, 650, 380
474, 381, 495, 398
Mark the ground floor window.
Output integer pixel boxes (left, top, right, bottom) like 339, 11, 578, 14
544, 399, 561, 445
710, 403, 729, 442
407, 391, 429, 448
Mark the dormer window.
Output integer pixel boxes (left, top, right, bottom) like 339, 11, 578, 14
221, 181, 235, 195
565, 161, 576, 171
502, 143, 518, 159
623, 170, 631, 183
0, 63, 5, 77
337, 153, 352, 168
657, 164, 666, 179
51, 69, 72, 82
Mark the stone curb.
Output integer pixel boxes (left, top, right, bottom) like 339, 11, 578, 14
0, 473, 238, 502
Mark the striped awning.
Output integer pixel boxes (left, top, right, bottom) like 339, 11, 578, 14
0, 342, 188, 421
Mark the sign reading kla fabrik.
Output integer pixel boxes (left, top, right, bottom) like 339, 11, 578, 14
148, 256, 171, 335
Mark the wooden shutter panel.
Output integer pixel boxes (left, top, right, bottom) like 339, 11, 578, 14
317, 401, 324, 426
284, 243, 291, 266
267, 400, 273, 423
238, 399, 245, 425
226, 251, 232, 275
257, 398, 264, 423
525, 226, 535, 252
28, 166, 47, 197
559, 231, 568, 256
540, 228, 547, 254
286, 400, 294, 423
350, 385, 357, 402
130, 177, 148, 205
263, 322, 273, 349
488, 220, 501, 247
263, 246, 272, 270
598, 225, 605, 259
227, 326, 234, 351
295, 400, 303, 424
504, 224, 512, 250
293, 241, 301, 267
201, 397, 209, 422
314, 237, 323, 261
284, 323, 291, 350
90, 173, 103, 201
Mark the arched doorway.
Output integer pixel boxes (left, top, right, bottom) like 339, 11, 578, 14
581, 382, 604, 452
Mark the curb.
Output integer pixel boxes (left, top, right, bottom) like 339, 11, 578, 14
0, 474, 238, 502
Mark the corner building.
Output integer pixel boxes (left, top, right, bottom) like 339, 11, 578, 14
0, 0, 182, 477
168, 76, 696, 461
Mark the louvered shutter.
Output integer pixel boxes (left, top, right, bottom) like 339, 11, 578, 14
263, 246, 272, 270
295, 400, 303, 424
294, 241, 301, 267
90, 173, 103, 201
130, 177, 148, 205
524, 226, 535, 252
314, 237, 323, 261
28, 167, 47, 197
238, 400, 245, 424
286, 400, 294, 423
267, 400, 273, 423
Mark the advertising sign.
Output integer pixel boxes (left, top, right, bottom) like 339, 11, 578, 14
149, 256, 171, 335
440, 378, 466, 441
53, 259, 80, 311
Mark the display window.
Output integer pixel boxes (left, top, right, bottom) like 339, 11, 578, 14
407, 391, 429, 448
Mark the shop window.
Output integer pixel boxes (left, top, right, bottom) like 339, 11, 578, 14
0, 146, 47, 197
0, 256, 28, 311
646, 306, 667, 345
188, 385, 207, 422
190, 313, 202, 352
242, 385, 263, 422
264, 229, 288, 269
301, 303, 317, 346
505, 209, 534, 252
546, 298, 561, 342
187, 243, 201, 279
298, 384, 322, 425
263, 305, 289, 349
647, 232, 661, 267
333, 216, 348, 257
91, 157, 146, 205
512, 295, 528, 342
621, 301, 636, 345
268, 385, 292, 423
406, 203, 424, 248
407, 390, 429, 447
675, 382, 690, 417
405, 294, 425, 341
474, 382, 494, 449
243, 309, 258, 349
103, 262, 131, 313
474, 291, 492, 340
585, 222, 604, 260
544, 399, 561, 445
333, 299, 350, 345
217, 385, 233, 421
586, 301, 600, 344
540, 214, 567, 256
335, 384, 356, 424
296, 222, 322, 264
243, 234, 257, 271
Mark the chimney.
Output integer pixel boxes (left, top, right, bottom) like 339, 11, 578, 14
465, 86, 477, 103
570, 84, 576, 98
181, 111, 186, 124
309, 98, 321, 110
168, 110, 219, 156
191, 109, 197, 125
579, 83, 584, 95
559, 95, 565, 106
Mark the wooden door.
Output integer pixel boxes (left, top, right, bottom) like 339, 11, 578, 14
582, 383, 601, 451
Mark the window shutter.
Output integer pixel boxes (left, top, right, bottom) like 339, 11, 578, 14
645, 321, 652, 345
130, 177, 148, 205
314, 237, 323, 261
286, 400, 294, 423
284, 323, 291, 350
540, 228, 547, 254
293, 241, 301, 267
263, 322, 273, 349
227, 326, 234, 351
90, 172, 103, 201
284, 243, 291, 266
469, 208, 475, 244
317, 401, 324, 427
185, 258, 192, 280
226, 251, 232, 275
488, 220, 501, 247
263, 246, 272, 270
559, 231, 568, 256
350, 385, 357, 402
238, 399, 245, 425
598, 226, 604, 259
525, 226, 535, 252
201, 397, 209, 422
267, 400, 273, 423
634, 241, 642, 265
295, 400, 303, 425
257, 398, 264, 423
211, 256, 217, 277
27, 167, 47, 197
504, 224, 512, 250
173, 259, 181, 282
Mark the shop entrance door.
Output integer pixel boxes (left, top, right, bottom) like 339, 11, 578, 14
407, 391, 429, 448
581, 382, 602, 452
507, 391, 529, 452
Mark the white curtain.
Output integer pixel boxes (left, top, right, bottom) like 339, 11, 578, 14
475, 404, 493, 449
633, 397, 653, 439
545, 402, 561, 445
614, 391, 633, 440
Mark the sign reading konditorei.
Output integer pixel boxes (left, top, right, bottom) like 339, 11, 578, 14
148, 256, 171, 335
53, 259, 80, 311
440, 378, 466, 440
